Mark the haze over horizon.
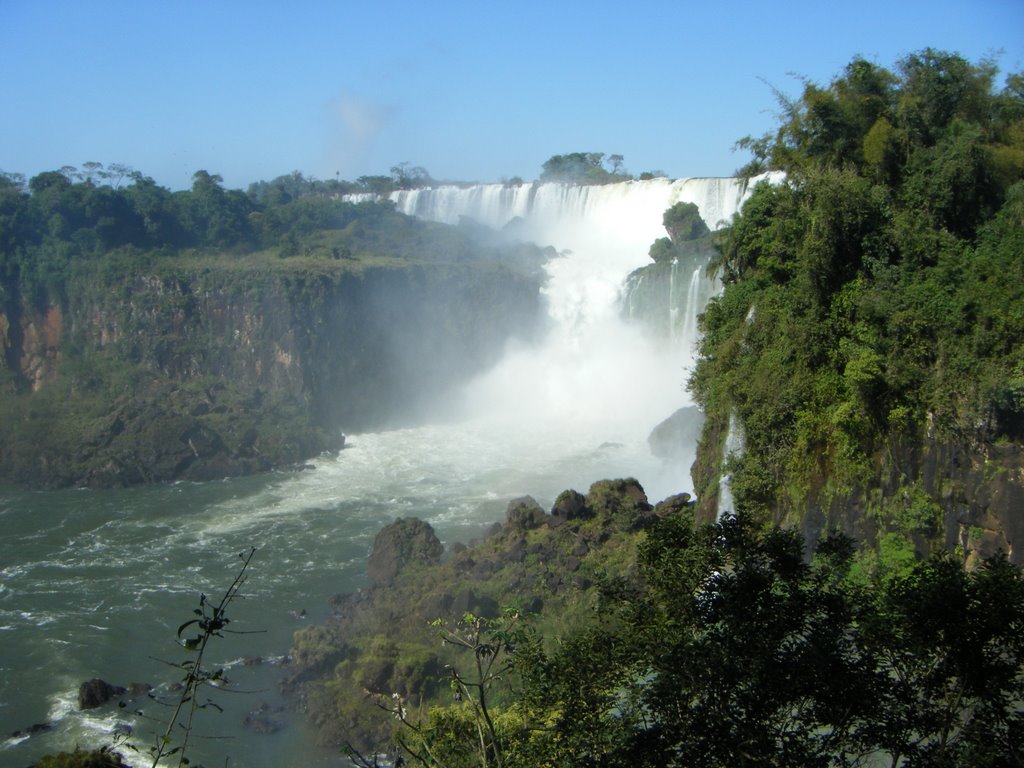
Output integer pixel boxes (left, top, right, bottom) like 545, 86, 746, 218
2, 0, 1022, 192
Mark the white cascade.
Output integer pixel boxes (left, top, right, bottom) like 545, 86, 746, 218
346, 176, 769, 500
716, 412, 746, 521
679, 264, 703, 349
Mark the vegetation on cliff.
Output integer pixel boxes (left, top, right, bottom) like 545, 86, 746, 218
647, 201, 713, 265
289, 480, 1023, 767
0, 169, 545, 487
538, 152, 634, 184
689, 50, 1024, 561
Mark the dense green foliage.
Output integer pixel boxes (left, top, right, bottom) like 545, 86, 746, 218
648, 201, 713, 264
288, 482, 659, 754
539, 152, 633, 184
0, 165, 465, 310
690, 50, 1024, 528
317, 489, 1023, 768
488, 514, 1024, 768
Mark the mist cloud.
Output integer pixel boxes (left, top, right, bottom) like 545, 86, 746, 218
326, 91, 394, 177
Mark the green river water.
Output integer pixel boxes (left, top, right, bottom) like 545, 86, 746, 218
0, 417, 686, 767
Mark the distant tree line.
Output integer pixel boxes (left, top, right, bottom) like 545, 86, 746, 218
0, 164, 435, 308
0, 154, 675, 311
539, 152, 665, 184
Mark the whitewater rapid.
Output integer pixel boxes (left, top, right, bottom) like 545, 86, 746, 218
352, 176, 768, 490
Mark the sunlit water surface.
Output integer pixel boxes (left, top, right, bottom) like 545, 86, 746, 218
0, 416, 690, 767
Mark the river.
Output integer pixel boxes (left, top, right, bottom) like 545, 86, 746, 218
0, 415, 686, 767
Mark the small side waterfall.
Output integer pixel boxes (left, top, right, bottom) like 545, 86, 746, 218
620, 249, 719, 376
679, 263, 704, 351
716, 412, 746, 521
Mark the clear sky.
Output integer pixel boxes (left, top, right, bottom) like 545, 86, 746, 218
2, 0, 1022, 191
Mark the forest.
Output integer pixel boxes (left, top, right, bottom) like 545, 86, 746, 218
689, 49, 1024, 568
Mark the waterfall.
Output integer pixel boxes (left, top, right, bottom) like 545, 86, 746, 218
363, 176, 765, 342
716, 412, 746, 521
668, 260, 679, 344
679, 263, 705, 354
345, 176, 771, 499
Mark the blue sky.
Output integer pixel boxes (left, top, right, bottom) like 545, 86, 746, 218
2, 1, 1022, 191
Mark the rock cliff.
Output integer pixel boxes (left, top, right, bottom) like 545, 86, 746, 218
0, 256, 541, 487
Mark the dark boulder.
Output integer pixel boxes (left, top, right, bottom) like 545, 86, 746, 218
654, 492, 695, 517
506, 495, 547, 532
550, 489, 589, 521
243, 702, 286, 735
10, 722, 52, 739
78, 678, 126, 710
648, 406, 705, 459
366, 518, 444, 587
585, 478, 653, 530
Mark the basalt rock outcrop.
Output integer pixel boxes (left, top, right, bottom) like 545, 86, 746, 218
367, 517, 445, 587
286, 478, 694, 752
78, 679, 126, 710
693, 422, 1024, 566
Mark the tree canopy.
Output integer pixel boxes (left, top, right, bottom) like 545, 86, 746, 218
692, 49, 1024, 529
0, 165, 439, 308
384, 512, 1024, 768
539, 152, 633, 184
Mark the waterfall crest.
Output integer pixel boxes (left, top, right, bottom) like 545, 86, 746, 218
345, 176, 769, 499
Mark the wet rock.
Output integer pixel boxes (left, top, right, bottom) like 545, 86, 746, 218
10, 722, 52, 739
243, 702, 286, 735
78, 678, 127, 710
112, 722, 133, 738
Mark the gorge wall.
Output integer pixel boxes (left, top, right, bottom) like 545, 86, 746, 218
0, 257, 541, 487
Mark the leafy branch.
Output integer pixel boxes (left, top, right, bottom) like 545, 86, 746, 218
148, 547, 257, 768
